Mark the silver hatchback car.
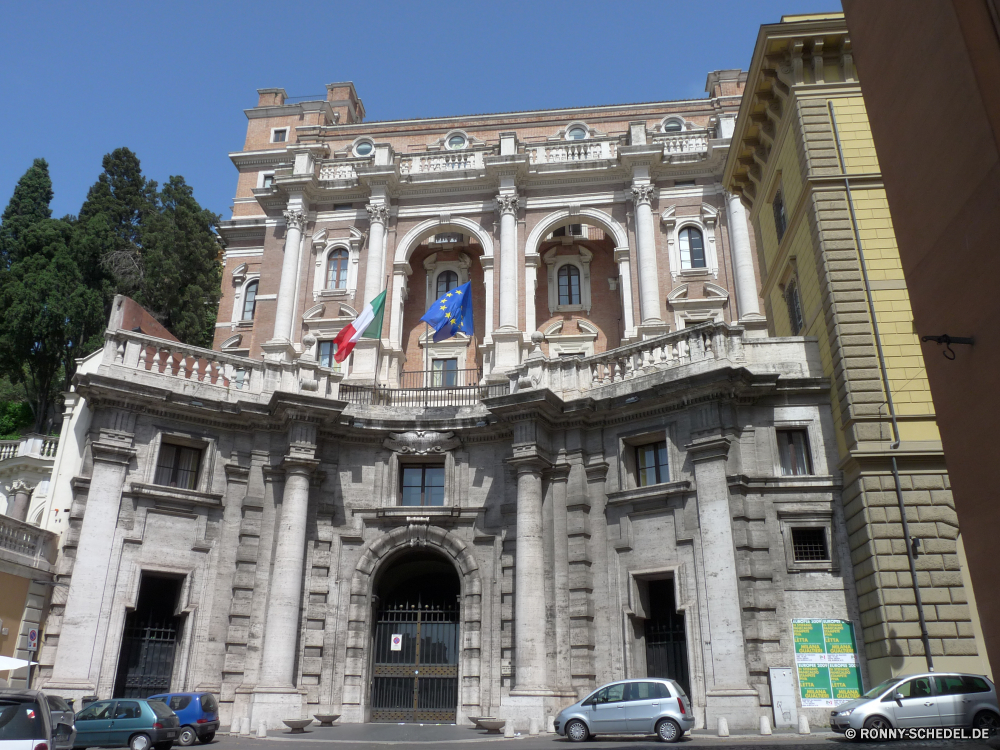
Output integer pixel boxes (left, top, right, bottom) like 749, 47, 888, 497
829, 672, 1000, 735
555, 678, 694, 743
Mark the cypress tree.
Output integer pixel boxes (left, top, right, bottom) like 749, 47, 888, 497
0, 159, 54, 268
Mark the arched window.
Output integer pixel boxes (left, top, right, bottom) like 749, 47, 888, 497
327, 249, 349, 289
679, 227, 706, 269
558, 264, 581, 305
566, 125, 587, 140
242, 281, 258, 321
663, 119, 683, 132
436, 270, 459, 298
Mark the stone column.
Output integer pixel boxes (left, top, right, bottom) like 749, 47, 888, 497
687, 435, 758, 727
725, 193, 762, 320
45, 434, 135, 696
631, 184, 661, 324
548, 467, 571, 690
252, 454, 317, 723
362, 202, 390, 307
271, 207, 306, 343
6, 480, 34, 522
497, 194, 519, 329
513, 460, 546, 692
614, 247, 636, 337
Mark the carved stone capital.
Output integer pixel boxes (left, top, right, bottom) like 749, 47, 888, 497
495, 194, 519, 216
283, 209, 306, 232
7, 479, 36, 495
366, 203, 390, 225
631, 184, 655, 206
384, 430, 461, 455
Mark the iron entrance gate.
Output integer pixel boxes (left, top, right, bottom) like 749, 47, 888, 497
114, 612, 179, 698
644, 579, 690, 696
370, 596, 459, 722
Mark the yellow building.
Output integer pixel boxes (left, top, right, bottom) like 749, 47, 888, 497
724, 13, 991, 684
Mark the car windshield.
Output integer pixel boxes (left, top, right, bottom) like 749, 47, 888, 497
864, 677, 902, 698
0, 701, 45, 740
147, 701, 174, 719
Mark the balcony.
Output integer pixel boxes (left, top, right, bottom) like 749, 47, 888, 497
399, 150, 488, 182
0, 513, 57, 571
340, 369, 508, 408
653, 130, 712, 163
526, 138, 619, 172
0, 434, 59, 462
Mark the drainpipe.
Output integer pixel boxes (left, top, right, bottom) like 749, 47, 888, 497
828, 101, 934, 672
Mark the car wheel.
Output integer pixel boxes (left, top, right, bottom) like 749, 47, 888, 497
863, 715, 893, 731
974, 710, 1000, 736
178, 727, 196, 747
656, 718, 681, 743
130, 734, 152, 750
566, 719, 589, 742
198, 733, 215, 745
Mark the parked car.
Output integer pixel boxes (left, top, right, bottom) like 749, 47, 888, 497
829, 672, 1000, 735
555, 678, 694, 743
73, 699, 179, 750
144, 695, 217, 747
0, 689, 76, 750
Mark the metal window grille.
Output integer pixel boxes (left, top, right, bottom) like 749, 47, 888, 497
791, 528, 829, 562
773, 188, 788, 242
784, 281, 803, 335
644, 579, 690, 696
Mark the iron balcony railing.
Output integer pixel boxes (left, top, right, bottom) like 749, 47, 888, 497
340, 368, 509, 407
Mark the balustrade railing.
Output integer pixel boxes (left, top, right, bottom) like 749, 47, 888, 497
340, 368, 508, 408
656, 131, 710, 157
507, 322, 745, 399
0, 434, 59, 462
103, 330, 341, 399
0, 513, 56, 564
400, 151, 486, 175
318, 162, 361, 182
527, 139, 617, 165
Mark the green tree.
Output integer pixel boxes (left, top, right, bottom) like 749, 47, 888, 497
0, 219, 104, 433
77, 149, 222, 345
140, 176, 222, 346
0, 158, 53, 268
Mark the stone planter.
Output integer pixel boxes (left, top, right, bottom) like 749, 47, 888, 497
282, 719, 313, 734
478, 719, 505, 734
313, 714, 340, 727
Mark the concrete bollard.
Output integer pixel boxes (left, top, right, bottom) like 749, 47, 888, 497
717, 717, 729, 737
759, 715, 772, 736
798, 714, 811, 734
528, 717, 540, 736
503, 721, 515, 738
546, 715, 555, 733
240, 717, 251, 736
257, 719, 267, 738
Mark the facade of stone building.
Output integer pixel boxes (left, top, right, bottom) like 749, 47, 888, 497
723, 13, 992, 687
33, 71, 881, 733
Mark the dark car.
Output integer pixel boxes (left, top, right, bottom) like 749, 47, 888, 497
0, 689, 76, 750
144, 696, 217, 747
73, 699, 179, 750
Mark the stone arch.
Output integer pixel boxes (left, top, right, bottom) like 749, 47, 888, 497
524, 206, 629, 256
340, 524, 484, 723
394, 216, 495, 263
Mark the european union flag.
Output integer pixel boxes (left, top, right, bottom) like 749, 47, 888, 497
420, 281, 474, 342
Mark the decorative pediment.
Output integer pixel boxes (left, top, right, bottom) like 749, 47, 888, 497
668, 284, 689, 302
220, 334, 242, 350
311, 228, 329, 249
660, 205, 677, 229
701, 203, 719, 227
340, 304, 359, 317
232, 263, 248, 284
384, 431, 461, 455
704, 282, 729, 299
303, 303, 325, 319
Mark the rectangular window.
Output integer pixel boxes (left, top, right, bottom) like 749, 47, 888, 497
674, 179, 696, 187
431, 358, 458, 387
154, 443, 202, 490
273, 129, 287, 143
772, 188, 788, 242
400, 464, 445, 506
784, 282, 804, 335
777, 429, 812, 476
636, 441, 669, 487
318, 341, 337, 368
261, 174, 274, 188
790, 527, 829, 562
333, 203, 353, 211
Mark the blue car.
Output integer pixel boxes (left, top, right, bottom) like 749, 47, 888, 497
143, 696, 217, 747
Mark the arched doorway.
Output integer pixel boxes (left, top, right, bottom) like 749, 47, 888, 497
369, 549, 461, 722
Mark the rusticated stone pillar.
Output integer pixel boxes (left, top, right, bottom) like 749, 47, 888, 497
513, 459, 546, 692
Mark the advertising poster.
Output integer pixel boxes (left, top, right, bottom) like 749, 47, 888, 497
792, 619, 863, 707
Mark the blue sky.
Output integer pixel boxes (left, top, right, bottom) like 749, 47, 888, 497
1, 0, 839, 221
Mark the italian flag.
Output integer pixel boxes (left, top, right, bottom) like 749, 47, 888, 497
332, 289, 386, 363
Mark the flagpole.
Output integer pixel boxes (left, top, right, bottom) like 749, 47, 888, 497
375, 274, 388, 392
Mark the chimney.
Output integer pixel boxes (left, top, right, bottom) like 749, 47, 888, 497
325, 82, 365, 124
257, 88, 288, 107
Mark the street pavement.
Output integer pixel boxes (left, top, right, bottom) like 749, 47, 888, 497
206, 722, 1000, 750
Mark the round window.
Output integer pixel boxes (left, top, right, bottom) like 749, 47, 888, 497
354, 140, 373, 156
663, 120, 683, 133
567, 126, 587, 140
447, 134, 467, 149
